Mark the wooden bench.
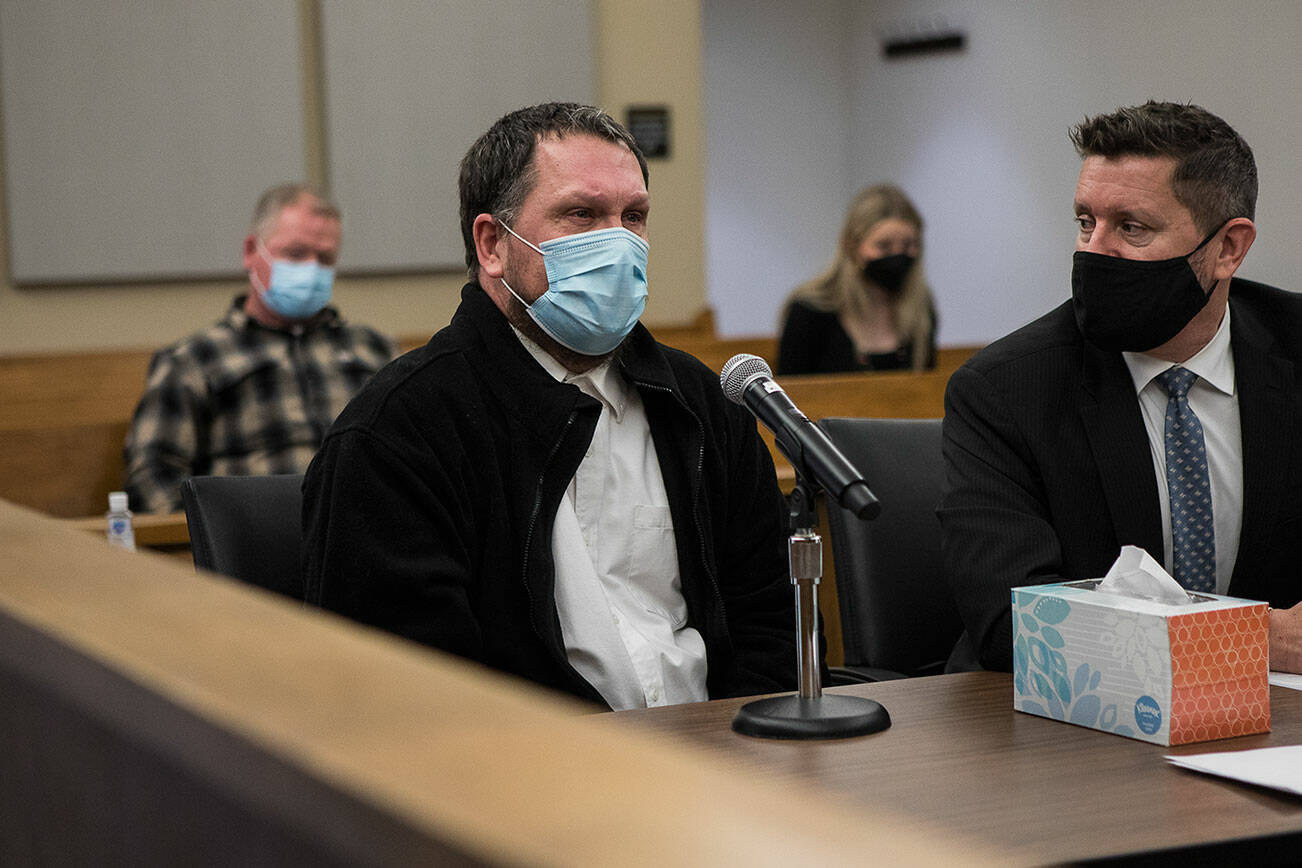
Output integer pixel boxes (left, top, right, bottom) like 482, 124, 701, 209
0, 347, 155, 519
0, 325, 975, 520
0, 337, 427, 519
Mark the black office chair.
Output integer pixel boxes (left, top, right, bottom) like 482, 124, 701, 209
180, 474, 304, 599
818, 418, 964, 681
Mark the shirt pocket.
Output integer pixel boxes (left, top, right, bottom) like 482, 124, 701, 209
625, 504, 686, 629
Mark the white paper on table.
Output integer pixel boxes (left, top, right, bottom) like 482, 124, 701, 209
1269, 671, 1302, 691
1167, 745, 1302, 796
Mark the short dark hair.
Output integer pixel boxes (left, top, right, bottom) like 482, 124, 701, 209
1070, 101, 1257, 233
458, 102, 649, 278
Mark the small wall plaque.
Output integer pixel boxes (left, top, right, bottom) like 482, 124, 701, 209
626, 106, 670, 159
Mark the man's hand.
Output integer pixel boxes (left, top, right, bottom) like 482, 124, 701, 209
1268, 604, 1302, 673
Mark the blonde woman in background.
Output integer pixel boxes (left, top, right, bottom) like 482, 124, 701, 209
777, 184, 937, 374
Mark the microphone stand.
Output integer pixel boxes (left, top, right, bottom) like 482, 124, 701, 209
731, 479, 891, 739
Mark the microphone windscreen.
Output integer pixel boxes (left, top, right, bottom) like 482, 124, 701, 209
719, 353, 772, 405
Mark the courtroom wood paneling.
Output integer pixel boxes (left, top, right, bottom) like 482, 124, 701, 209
0, 348, 154, 517
0, 341, 971, 668
0, 422, 129, 518
645, 307, 715, 344
935, 345, 975, 376
0, 339, 423, 517
0, 349, 154, 430
660, 333, 778, 377
654, 337, 975, 385
0, 499, 997, 865
0, 338, 979, 519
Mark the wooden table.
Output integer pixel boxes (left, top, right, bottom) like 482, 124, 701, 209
64, 510, 192, 560
64, 510, 193, 564
64, 510, 189, 545
611, 672, 1302, 864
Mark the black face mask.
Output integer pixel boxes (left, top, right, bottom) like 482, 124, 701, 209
1071, 226, 1223, 353
862, 253, 916, 295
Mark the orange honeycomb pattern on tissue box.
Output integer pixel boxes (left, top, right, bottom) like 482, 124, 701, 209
1168, 604, 1270, 745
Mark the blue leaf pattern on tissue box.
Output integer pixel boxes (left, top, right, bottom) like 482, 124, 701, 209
1012, 591, 1119, 730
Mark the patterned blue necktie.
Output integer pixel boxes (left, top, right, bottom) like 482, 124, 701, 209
1156, 366, 1215, 592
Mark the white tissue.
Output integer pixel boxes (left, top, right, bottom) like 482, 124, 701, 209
1096, 545, 1195, 605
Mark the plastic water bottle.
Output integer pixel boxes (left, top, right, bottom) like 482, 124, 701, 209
106, 491, 136, 552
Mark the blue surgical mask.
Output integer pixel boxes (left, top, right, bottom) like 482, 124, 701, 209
253, 241, 334, 320
498, 222, 649, 356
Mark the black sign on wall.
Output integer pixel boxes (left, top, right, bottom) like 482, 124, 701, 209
626, 106, 671, 159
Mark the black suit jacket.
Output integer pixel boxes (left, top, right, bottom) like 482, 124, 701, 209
940, 278, 1302, 672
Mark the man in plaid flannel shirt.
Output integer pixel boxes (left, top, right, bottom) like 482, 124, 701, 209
123, 183, 396, 513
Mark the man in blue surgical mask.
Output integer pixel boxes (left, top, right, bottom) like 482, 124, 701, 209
300, 103, 798, 710
940, 102, 1302, 675
124, 183, 396, 513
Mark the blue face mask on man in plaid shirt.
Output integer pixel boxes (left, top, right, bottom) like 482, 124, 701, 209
253, 240, 335, 319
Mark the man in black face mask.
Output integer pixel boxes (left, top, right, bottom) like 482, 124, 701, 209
940, 101, 1302, 674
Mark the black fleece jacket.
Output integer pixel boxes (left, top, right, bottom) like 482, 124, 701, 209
300, 283, 797, 707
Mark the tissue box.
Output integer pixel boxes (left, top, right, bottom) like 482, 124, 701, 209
1011, 582, 1269, 745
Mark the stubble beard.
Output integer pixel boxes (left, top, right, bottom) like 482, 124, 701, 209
500, 272, 626, 375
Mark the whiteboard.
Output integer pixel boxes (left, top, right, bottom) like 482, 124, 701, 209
0, 0, 306, 285
320, 0, 594, 273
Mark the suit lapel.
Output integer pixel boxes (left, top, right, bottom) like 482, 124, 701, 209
1078, 343, 1165, 560
1229, 299, 1294, 588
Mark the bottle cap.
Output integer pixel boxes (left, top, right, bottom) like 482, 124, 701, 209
108, 491, 129, 513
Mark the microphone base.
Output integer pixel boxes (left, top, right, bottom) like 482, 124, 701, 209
731, 693, 890, 740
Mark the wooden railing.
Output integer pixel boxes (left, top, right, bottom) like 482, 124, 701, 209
0, 498, 993, 865
0, 325, 975, 521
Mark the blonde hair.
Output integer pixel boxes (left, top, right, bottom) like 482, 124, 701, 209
785, 184, 935, 369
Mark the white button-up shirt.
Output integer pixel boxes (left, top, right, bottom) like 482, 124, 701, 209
514, 329, 709, 710
1123, 307, 1242, 594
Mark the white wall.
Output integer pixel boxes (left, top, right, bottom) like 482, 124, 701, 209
702, 0, 852, 337
705, 0, 1302, 343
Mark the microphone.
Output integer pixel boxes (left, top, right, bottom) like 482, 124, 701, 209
720, 354, 880, 519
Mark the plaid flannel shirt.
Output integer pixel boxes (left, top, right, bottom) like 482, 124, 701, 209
124, 298, 397, 513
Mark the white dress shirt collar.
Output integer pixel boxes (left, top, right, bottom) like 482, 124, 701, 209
1122, 305, 1234, 397
512, 326, 628, 422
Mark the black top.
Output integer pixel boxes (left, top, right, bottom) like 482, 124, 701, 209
300, 283, 800, 707
776, 299, 937, 375
939, 277, 1302, 672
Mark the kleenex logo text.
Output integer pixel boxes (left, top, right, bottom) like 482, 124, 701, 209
1134, 695, 1162, 735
